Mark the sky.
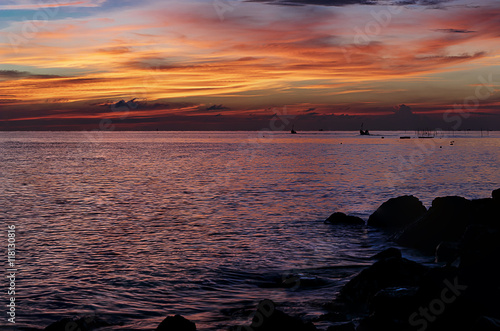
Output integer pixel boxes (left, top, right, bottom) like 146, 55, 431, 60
0, 0, 500, 130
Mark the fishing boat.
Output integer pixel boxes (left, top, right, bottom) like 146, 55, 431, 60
360, 123, 370, 135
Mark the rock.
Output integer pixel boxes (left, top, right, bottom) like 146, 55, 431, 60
472, 316, 500, 331
414, 266, 460, 303
314, 312, 347, 322
258, 273, 328, 289
326, 322, 355, 331
325, 212, 364, 225
470, 198, 500, 229
245, 299, 316, 331
435, 241, 459, 264
367, 195, 426, 228
370, 287, 419, 320
155, 315, 196, 331
338, 257, 428, 310
45, 318, 77, 331
356, 316, 409, 331
356, 287, 420, 331
395, 196, 472, 253
459, 225, 500, 292
281, 274, 327, 289
44, 315, 111, 331
492, 188, 500, 201
412, 267, 481, 331
459, 225, 500, 270
370, 247, 402, 260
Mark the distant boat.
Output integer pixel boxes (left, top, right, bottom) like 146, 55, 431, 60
360, 123, 370, 135
291, 125, 297, 134
400, 136, 411, 139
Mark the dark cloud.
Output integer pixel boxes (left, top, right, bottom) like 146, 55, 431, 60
394, 104, 413, 117
0, 70, 62, 80
113, 98, 139, 110
245, 0, 377, 6
246, 0, 451, 6
206, 104, 230, 111
98, 47, 131, 54
237, 57, 258, 61
0, 70, 29, 78
435, 29, 476, 33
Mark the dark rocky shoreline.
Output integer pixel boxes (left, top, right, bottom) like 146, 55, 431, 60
44, 189, 500, 331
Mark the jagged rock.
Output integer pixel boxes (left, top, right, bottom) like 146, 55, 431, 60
395, 196, 472, 253
367, 195, 426, 228
155, 315, 196, 331
370, 247, 402, 260
325, 212, 364, 225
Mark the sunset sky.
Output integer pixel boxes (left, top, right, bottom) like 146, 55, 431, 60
1, 0, 499, 130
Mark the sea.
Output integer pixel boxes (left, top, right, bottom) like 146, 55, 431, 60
1, 131, 499, 330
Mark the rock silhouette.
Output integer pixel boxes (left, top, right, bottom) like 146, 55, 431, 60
155, 315, 196, 331
324, 212, 364, 225
367, 195, 426, 228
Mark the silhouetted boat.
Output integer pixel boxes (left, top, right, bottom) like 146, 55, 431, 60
360, 123, 370, 135
400, 136, 411, 139
291, 125, 297, 134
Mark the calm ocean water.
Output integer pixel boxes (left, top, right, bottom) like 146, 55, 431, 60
1, 131, 499, 330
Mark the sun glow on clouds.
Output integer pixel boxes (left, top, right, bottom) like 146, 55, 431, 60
0, 0, 499, 129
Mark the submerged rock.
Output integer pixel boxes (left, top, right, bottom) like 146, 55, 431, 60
155, 315, 196, 331
367, 195, 426, 228
324, 212, 364, 225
